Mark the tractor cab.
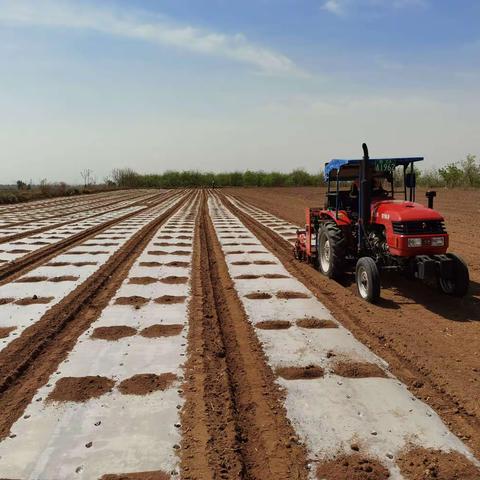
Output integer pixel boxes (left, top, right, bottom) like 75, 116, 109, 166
293, 144, 469, 303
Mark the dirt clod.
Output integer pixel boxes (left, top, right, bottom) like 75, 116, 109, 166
154, 295, 186, 304
15, 296, 54, 305
118, 373, 177, 395
276, 365, 324, 380
140, 324, 184, 337
159, 276, 188, 284
276, 291, 310, 299
256, 321, 292, 330
128, 277, 158, 285
316, 454, 390, 479
0, 326, 16, 338
115, 296, 150, 306
47, 376, 115, 403
296, 318, 338, 329
332, 362, 388, 379
91, 326, 137, 341
244, 292, 272, 300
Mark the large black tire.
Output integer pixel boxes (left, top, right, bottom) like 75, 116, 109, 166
316, 222, 346, 279
438, 253, 470, 297
355, 257, 381, 303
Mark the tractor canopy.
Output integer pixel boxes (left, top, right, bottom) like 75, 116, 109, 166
324, 157, 423, 181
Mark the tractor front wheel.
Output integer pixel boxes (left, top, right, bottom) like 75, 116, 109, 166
438, 253, 469, 297
317, 222, 346, 279
355, 257, 381, 303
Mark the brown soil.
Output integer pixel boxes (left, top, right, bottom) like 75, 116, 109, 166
47, 376, 115, 403
165, 261, 190, 267
231, 261, 252, 265
264, 273, 289, 279
147, 250, 168, 255
254, 260, 277, 265
223, 189, 480, 457
140, 324, 184, 337
128, 276, 158, 285
115, 296, 150, 306
276, 365, 324, 380
65, 250, 108, 255
139, 261, 163, 267
256, 320, 292, 330
0, 326, 16, 338
91, 326, 137, 340
177, 235, 191, 239
73, 262, 97, 266
0, 298, 14, 305
117, 373, 177, 395
180, 193, 308, 479
244, 292, 273, 300
316, 454, 390, 480
158, 235, 173, 239
15, 276, 48, 282
332, 361, 388, 379
296, 318, 338, 329
159, 276, 188, 284
100, 471, 170, 480
276, 291, 310, 299
397, 447, 480, 480
49, 276, 79, 282
15, 296, 54, 305
235, 274, 261, 279
154, 295, 186, 304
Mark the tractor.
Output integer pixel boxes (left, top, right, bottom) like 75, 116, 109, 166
293, 143, 470, 303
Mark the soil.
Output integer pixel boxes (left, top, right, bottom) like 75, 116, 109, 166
15, 276, 48, 282
47, 376, 115, 403
332, 362, 388, 379
154, 295, 186, 304
256, 320, 292, 330
91, 326, 137, 341
276, 365, 325, 380
139, 261, 163, 267
165, 261, 190, 267
0, 298, 14, 305
244, 292, 273, 299
296, 318, 339, 329
15, 296, 53, 305
276, 291, 310, 299
397, 447, 480, 479
225, 187, 480, 457
316, 454, 391, 480
115, 296, 150, 306
49, 276, 79, 282
117, 373, 177, 395
159, 276, 188, 284
128, 277, 158, 285
100, 472, 171, 480
0, 326, 16, 338
139, 324, 184, 338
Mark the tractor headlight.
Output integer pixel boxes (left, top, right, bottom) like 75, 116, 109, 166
431, 237, 445, 246
408, 238, 422, 248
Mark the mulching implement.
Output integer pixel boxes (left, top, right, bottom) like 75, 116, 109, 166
294, 143, 470, 303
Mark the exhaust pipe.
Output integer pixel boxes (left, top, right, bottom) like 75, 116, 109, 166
425, 190, 436, 209
358, 143, 372, 251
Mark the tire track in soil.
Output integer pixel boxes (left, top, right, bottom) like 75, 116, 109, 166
0, 192, 192, 439
180, 192, 308, 480
220, 192, 480, 459
0, 190, 181, 285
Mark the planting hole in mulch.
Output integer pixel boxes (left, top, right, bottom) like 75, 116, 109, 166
245, 292, 273, 300
256, 320, 292, 330
276, 291, 310, 299
147, 251, 168, 256
140, 324, 184, 337
232, 261, 252, 265
296, 318, 338, 329
15, 296, 54, 305
115, 296, 150, 306
31, 241, 49, 245
100, 471, 171, 480
263, 274, 289, 279
139, 261, 163, 267
332, 362, 388, 379
170, 250, 190, 256
47, 376, 115, 403
247, 250, 266, 254
166, 261, 190, 267
66, 251, 108, 255
397, 447, 480, 480
129, 277, 158, 285
224, 243, 240, 246
9, 249, 30, 253
276, 365, 324, 380
235, 274, 261, 279
0, 326, 16, 338
254, 260, 277, 265
91, 326, 137, 341
0, 298, 14, 305
157, 235, 173, 239
159, 276, 188, 284
316, 454, 390, 480
117, 373, 177, 395
73, 262, 97, 266
15, 276, 48, 283
177, 235, 191, 240
49, 276, 79, 282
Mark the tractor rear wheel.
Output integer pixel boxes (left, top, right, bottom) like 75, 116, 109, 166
317, 222, 346, 279
438, 253, 469, 297
356, 257, 381, 303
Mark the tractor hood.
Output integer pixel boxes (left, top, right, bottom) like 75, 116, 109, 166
371, 200, 444, 223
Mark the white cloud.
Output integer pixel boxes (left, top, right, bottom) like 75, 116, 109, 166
0, 0, 305, 77
321, 0, 428, 16
322, 0, 346, 15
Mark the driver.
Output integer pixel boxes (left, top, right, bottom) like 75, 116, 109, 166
372, 177, 388, 198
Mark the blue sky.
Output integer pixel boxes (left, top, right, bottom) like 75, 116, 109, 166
0, 0, 479, 183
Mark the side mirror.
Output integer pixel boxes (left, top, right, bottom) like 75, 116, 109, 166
405, 172, 416, 188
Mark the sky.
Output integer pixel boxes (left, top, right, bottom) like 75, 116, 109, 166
0, 0, 479, 184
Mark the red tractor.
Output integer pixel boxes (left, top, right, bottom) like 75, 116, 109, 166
294, 144, 469, 303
